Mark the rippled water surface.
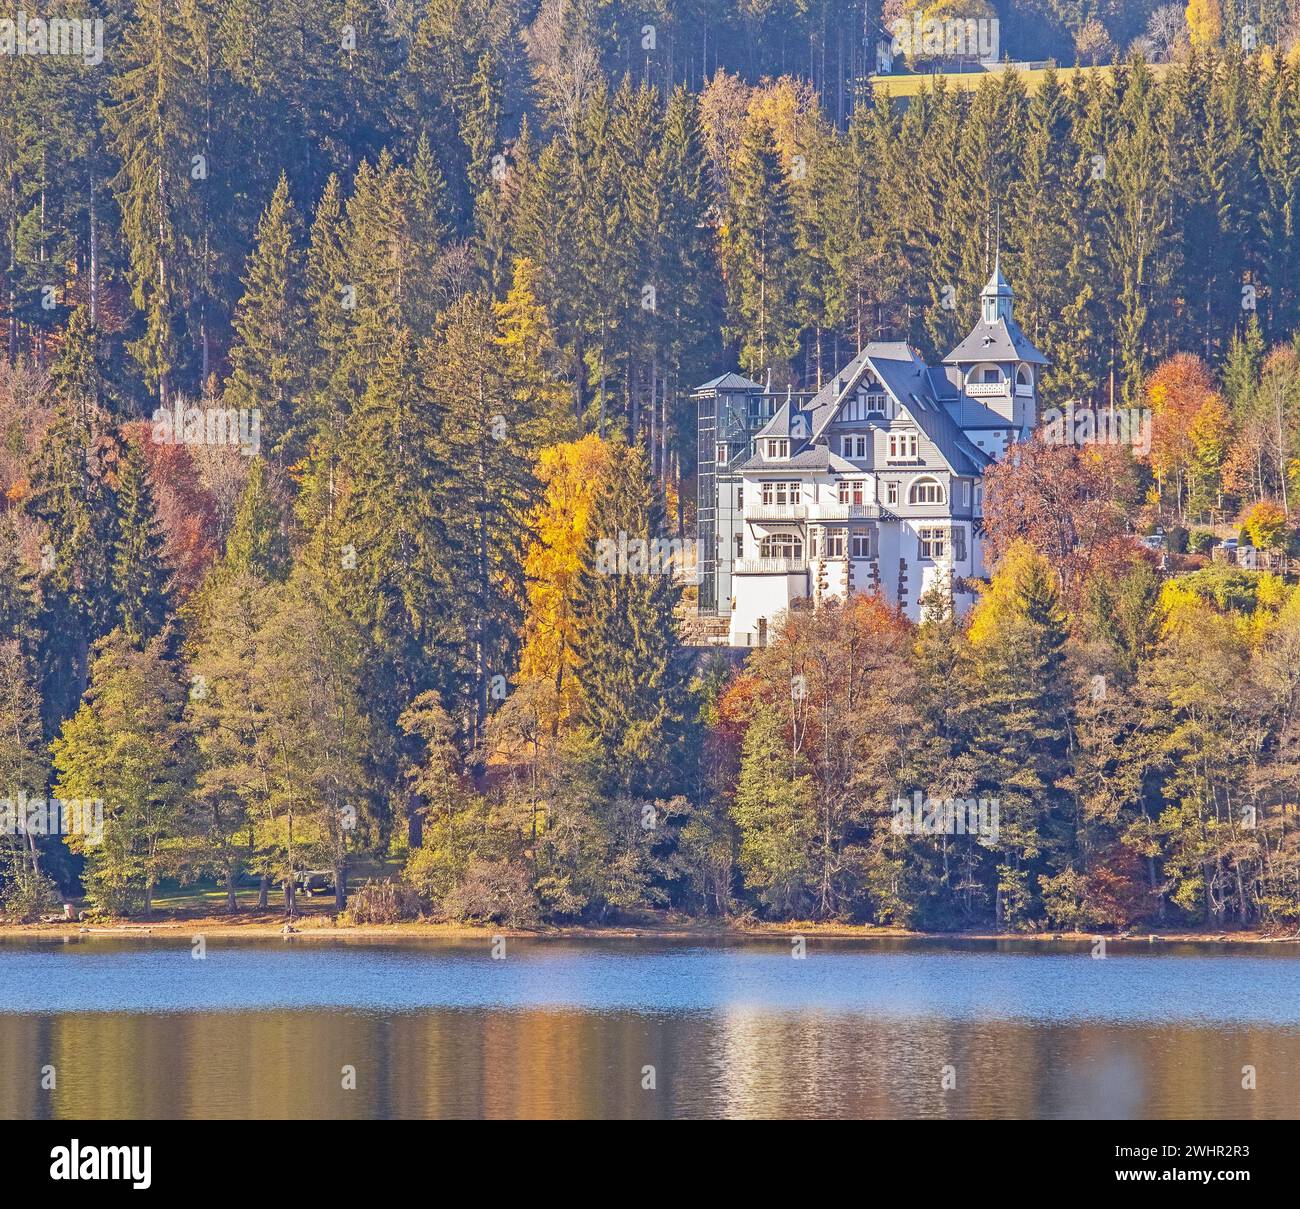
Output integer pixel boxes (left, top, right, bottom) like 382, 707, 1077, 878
2, 936, 1297, 1118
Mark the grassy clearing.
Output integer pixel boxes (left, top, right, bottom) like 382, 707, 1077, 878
870, 62, 1166, 98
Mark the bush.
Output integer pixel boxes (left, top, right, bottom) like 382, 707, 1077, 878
439, 859, 537, 928
1, 870, 62, 922
1165, 525, 1188, 554
339, 879, 420, 925
1189, 529, 1214, 554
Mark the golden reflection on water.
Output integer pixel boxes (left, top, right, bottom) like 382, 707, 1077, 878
3, 1010, 1297, 1119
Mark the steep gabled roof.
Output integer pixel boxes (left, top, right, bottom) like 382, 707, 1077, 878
736, 445, 858, 473
801, 343, 989, 477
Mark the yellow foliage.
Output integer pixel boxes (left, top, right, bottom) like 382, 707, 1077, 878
966, 540, 1054, 647
517, 435, 615, 727
1185, 0, 1222, 49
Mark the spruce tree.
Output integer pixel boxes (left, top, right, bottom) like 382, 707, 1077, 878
111, 441, 172, 648
721, 114, 802, 379
572, 440, 693, 797
224, 173, 308, 461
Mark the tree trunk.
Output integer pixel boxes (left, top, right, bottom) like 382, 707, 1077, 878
258, 874, 269, 909
334, 863, 347, 911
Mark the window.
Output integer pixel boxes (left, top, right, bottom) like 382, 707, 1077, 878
982, 368, 1000, 384
838, 479, 866, 505
716, 442, 729, 464
951, 526, 967, 562
760, 534, 803, 560
737, 486, 743, 507
909, 476, 945, 505
851, 532, 874, 559
824, 530, 845, 558
761, 481, 800, 506
887, 431, 918, 461
1016, 365, 1030, 387
919, 527, 946, 559
959, 480, 971, 508
886, 481, 898, 505
866, 393, 887, 414
766, 438, 789, 459
842, 434, 869, 460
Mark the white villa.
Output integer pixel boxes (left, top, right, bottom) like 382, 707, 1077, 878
694, 266, 1047, 645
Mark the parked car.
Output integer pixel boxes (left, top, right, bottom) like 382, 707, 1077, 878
295, 870, 336, 897
1217, 537, 1239, 551
1138, 534, 1165, 551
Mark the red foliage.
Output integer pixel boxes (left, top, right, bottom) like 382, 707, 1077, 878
983, 435, 1136, 606
123, 421, 221, 598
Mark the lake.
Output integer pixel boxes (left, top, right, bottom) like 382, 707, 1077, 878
2, 935, 1298, 1119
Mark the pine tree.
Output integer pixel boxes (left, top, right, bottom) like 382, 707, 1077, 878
962, 543, 1075, 927
721, 113, 802, 379
51, 630, 191, 916
731, 700, 816, 917
223, 457, 289, 581
0, 638, 56, 916
572, 440, 693, 796
224, 173, 308, 461
111, 440, 172, 648
104, 0, 206, 403
25, 401, 120, 724
427, 294, 542, 748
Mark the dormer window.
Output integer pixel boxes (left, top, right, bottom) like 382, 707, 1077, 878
766, 438, 789, 460
887, 431, 918, 461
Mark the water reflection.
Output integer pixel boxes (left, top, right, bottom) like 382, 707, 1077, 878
2, 937, 1298, 1119
3, 1009, 1298, 1119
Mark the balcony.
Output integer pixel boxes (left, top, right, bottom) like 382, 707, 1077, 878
965, 381, 1009, 399
812, 501, 878, 521
744, 502, 807, 522
735, 557, 808, 575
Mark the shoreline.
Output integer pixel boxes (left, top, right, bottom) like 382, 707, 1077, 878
2, 913, 1298, 946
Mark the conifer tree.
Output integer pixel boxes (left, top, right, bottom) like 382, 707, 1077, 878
731, 700, 816, 916
721, 114, 802, 379
52, 630, 191, 916
962, 544, 1075, 927
224, 173, 308, 460
111, 440, 172, 648
572, 440, 693, 796
0, 639, 55, 915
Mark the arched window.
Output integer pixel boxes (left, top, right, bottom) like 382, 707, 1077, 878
1016, 364, 1030, 387
909, 476, 945, 506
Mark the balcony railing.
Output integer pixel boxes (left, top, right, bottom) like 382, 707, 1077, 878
812, 502, 876, 521
735, 557, 808, 574
965, 381, 1009, 399
744, 503, 807, 521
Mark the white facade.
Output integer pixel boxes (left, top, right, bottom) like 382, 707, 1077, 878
719, 269, 1047, 646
